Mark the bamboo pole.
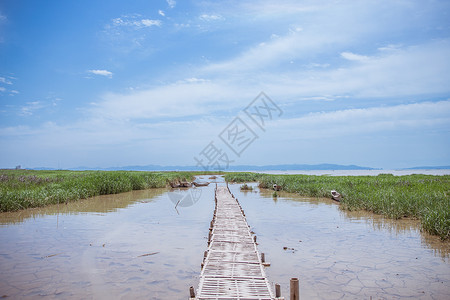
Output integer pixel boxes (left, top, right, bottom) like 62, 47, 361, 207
189, 286, 196, 298
290, 278, 299, 300
275, 283, 281, 298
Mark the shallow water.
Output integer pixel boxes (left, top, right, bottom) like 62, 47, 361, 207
0, 177, 449, 299
232, 184, 449, 299
0, 182, 215, 300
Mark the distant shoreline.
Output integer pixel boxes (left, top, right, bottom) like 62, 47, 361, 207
18, 163, 449, 173
250, 169, 450, 176
5, 168, 450, 176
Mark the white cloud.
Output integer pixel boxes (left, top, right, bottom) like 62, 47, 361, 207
88, 69, 113, 78
199, 0, 448, 76
0, 76, 12, 85
180, 77, 210, 83
3, 99, 448, 168
102, 14, 162, 53
89, 80, 254, 120
199, 14, 224, 21
158, 10, 165, 17
378, 44, 402, 52
341, 52, 369, 62
83, 36, 450, 128
0, 87, 5, 92
272, 100, 450, 140
202, 39, 450, 100
110, 16, 161, 28
167, 0, 176, 9
202, 24, 341, 73
19, 101, 43, 116
305, 63, 330, 69
140, 19, 162, 27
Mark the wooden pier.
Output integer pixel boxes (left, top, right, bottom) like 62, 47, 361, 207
194, 185, 274, 299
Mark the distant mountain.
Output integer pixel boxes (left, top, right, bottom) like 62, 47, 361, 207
227, 164, 375, 171
67, 163, 375, 171
32, 167, 59, 170
26, 164, 450, 171
403, 166, 450, 170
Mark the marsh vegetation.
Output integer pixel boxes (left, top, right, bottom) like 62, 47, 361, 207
225, 172, 450, 240
0, 170, 194, 212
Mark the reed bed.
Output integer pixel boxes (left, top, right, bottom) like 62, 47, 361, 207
0, 170, 194, 212
225, 172, 450, 240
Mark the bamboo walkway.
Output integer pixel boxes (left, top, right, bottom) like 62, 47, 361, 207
195, 185, 274, 300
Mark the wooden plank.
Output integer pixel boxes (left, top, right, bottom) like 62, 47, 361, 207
196, 186, 274, 300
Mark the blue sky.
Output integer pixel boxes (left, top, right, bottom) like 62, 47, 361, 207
0, 0, 449, 169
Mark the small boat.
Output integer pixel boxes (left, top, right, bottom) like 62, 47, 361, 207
273, 184, 282, 191
193, 181, 210, 187
331, 190, 341, 202
208, 176, 217, 179
169, 180, 181, 188
179, 181, 192, 188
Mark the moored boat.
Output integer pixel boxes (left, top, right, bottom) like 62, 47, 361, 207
273, 184, 282, 191
179, 181, 192, 187
331, 190, 341, 202
193, 181, 210, 187
169, 180, 181, 188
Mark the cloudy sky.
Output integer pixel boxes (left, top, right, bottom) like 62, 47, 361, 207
0, 0, 449, 169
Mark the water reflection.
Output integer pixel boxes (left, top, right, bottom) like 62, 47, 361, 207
0, 184, 215, 300
342, 210, 450, 260
233, 184, 449, 299
0, 188, 167, 226
259, 186, 449, 259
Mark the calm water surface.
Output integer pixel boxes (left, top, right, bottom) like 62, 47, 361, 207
0, 176, 449, 299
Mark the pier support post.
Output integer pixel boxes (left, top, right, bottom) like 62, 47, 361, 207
290, 278, 299, 300
275, 283, 281, 298
189, 286, 196, 299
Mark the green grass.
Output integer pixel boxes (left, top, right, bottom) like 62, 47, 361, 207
3, 170, 448, 240
240, 183, 253, 191
225, 172, 450, 240
0, 169, 195, 212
